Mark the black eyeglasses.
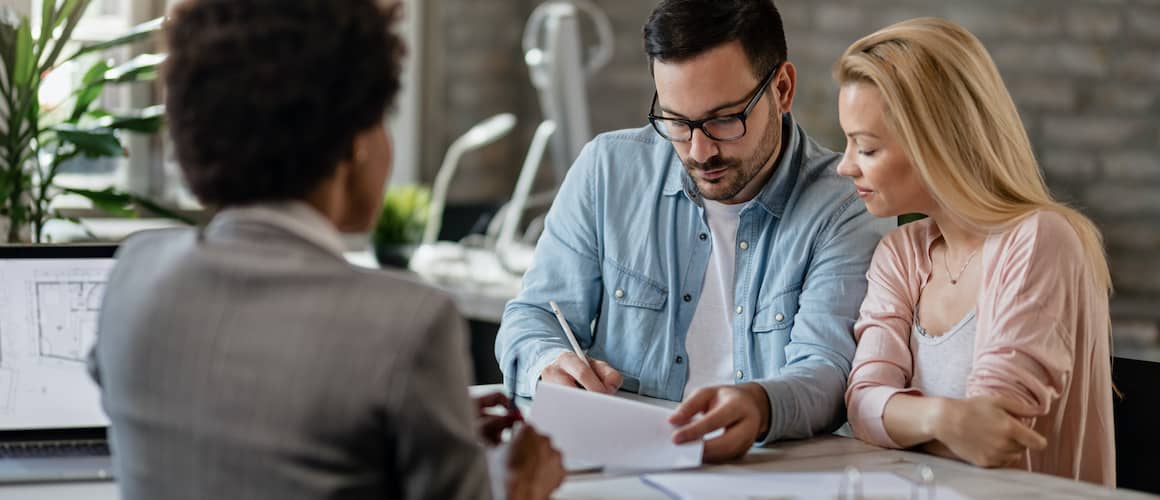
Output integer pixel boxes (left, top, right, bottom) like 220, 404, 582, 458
648, 63, 781, 143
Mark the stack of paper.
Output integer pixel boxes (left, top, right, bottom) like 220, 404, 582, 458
528, 383, 702, 471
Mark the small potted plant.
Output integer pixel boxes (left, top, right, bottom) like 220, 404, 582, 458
371, 184, 430, 269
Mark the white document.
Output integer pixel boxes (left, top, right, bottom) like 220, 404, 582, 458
641, 470, 973, 500
528, 383, 702, 471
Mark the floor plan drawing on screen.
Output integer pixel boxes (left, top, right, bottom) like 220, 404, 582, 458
35, 280, 106, 362
0, 255, 115, 429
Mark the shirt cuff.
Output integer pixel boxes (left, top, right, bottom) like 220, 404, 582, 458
513, 345, 570, 398
753, 378, 796, 446
850, 385, 921, 449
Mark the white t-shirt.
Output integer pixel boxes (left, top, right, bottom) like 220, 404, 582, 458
910, 310, 978, 399
683, 199, 745, 399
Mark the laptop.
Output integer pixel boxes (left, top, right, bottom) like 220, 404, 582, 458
0, 245, 118, 483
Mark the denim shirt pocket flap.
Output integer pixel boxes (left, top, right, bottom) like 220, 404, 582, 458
752, 287, 801, 333
606, 263, 668, 311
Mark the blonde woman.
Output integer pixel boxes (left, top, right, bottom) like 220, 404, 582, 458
835, 18, 1115, 485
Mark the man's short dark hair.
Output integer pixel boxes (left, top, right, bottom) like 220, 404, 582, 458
164, 0, 404, 206
643, 0, 787, 79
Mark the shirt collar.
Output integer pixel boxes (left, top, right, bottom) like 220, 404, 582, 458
207, 200, 347, 257
664, 112, 802, 219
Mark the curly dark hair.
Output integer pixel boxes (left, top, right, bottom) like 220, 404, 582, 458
164, 0, 404, 206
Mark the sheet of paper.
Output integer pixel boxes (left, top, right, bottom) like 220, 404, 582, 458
528, 383, 703, 471
641, 470, 974, 500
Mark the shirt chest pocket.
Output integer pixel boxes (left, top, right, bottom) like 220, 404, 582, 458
598, 260, 667, 377
604, 261, 668, 310
752, 287, 800, 333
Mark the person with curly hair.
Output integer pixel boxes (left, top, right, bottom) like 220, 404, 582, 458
88, 1, 564, 498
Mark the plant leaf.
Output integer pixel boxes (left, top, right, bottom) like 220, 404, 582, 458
0, 8, 19, 93
52, 124, 123, 158
60, 187, 135, 218
52, 211, 97, 238
62, 187, 194, 225
64, 17, 164, 62
124, 194, 195, 225
373, 185, 431, 246
38, 0, 91, 74
54, 0, 86, 32
100, 53, 164, 84
70, 59, 109, 122
13, 18, 34, 87
95, 104, 164, 133
37, 0, 57, 55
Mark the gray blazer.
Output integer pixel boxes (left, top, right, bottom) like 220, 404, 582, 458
90, 218, 491, 500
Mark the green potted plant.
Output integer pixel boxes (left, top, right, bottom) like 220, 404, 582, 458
371, 184, 430, 269
1, 1, 189, 244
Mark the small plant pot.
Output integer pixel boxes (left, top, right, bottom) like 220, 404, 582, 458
373, 243, 418, 269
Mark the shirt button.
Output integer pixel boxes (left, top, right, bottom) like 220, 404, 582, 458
736, 370, 744, 380
739, 241, 749, 250
683, 294, 692, 302
675, 356, 684, 364
775, 313, 785, 322
699, 233, 708, 241
614, 289, 625, 298
735, 306, 743, 314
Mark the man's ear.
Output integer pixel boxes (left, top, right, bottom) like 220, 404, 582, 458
776, 61, 797, 113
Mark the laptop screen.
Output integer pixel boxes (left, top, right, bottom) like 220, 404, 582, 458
0, 246, 116, 431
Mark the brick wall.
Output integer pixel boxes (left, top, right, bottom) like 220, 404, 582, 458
424, 0, 1160, 357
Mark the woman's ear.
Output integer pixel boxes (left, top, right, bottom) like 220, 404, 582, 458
350, 123, 392, 176
352, 137, 372, 170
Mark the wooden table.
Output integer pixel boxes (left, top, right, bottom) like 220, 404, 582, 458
556, 434, 1155, 499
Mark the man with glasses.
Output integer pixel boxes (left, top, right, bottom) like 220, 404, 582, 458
496, 0, 893, 462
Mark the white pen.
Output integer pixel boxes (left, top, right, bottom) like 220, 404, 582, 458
548, 300, 591, 368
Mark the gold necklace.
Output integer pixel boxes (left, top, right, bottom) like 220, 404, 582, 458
944, 248, 978, 285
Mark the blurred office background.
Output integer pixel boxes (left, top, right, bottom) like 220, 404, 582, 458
418, 0, 1160, 361
4, 0, 1159, 360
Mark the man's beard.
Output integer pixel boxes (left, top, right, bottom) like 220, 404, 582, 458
682, 110, 780, 202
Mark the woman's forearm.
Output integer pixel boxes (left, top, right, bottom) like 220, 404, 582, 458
881, 394, 946, 448
920, 440, 961, 461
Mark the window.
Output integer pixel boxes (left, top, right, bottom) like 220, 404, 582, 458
32, 0, 424, 213
33, 0, 166, 210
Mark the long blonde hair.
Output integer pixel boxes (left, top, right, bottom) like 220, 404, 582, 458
834, 17, 1112, 292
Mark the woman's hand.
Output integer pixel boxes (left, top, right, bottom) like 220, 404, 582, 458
932, 396, 1047, 468
474, 392, 522, 446
505, 425, 565, 500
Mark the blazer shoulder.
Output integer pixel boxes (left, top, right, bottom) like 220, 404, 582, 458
345, 267, 463, 329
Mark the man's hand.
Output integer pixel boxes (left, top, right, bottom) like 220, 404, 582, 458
932, 396, 1047, 468
474, 393, 522, 446
539, 351, 623, 394
505, 425, 565, 500
668, 383, 771, 462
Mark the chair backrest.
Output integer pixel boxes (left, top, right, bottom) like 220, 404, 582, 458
1112, 356, 1160, 494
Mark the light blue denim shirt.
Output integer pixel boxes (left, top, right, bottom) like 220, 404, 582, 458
495, 114, 893, 443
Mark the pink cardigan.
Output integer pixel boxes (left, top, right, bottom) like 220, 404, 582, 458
845, 211, 1115, 486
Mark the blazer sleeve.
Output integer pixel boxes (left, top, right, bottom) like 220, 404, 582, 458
389, 292, 492, 500
845, 232, 923, 449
